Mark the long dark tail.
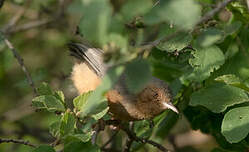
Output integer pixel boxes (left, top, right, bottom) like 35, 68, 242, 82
68, 43, 106, 77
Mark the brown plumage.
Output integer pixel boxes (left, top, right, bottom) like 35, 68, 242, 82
69, 43, 178, 121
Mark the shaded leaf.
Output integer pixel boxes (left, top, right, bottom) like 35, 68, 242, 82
222, 106, 249, 143
32, 145, 55, 152
125, 59, 152, 93
145, 0, 201, 29
37, 82, 53, 95
225, 43, 239, 59
224, 21, 242, 36
120, 0, 153, 21
78, 0, 112, 45
190, 83, 249, 113
64, 141, 100, 152
181, 45, 225, 82
197, 28, 223, 47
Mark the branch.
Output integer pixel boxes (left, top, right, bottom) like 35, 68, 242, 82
7, 18, 53, 34
121, 125, 170, 152
0, 138, 37, 148
3, 36, 37, 95
196, 0, 236, 25
104, 120, 170, 152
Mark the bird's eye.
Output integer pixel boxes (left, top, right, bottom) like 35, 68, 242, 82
153, 93, 158, 98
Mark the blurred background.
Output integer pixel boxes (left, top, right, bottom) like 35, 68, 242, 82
0, 0, 241, 151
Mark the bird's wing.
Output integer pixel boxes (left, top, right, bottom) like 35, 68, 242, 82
68, 43, 107, 77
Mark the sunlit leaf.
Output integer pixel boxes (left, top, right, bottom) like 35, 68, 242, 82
32, 95, 65, 112
157, 32, 192, 52
215, 74, 249, 92
60, 111, 76, 136
49, 121, 61, 138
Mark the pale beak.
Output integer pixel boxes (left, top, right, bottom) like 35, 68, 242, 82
162, 102, 179, 114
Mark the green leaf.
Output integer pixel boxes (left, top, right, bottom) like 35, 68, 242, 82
157, 32, 192, 52
78, 66, 124, 118
73, 91, 92, 111
64, 141, 100, 152
181, 45, 225, 82
32, 95, 65, 112
49, 121, 61, 138
190, 83, 249, 113
224, 21, 242, 36
120, 0, 153, 21
222, 106, 249, 143
91, 106, 109, 120
65, 132, 93, 143
54, 91, 65, 103
215, 74, 249, 92
78, 0, 112, 45
196, 28, 223, 47
134, 120, 153, 138
225, 43, 239, 59
106, 33, 128, 53
37, 82, 53, 95
145, 0, 201, 29
32, 145, 55, 152
125, 59, 152, 93
60, 111, 76, 136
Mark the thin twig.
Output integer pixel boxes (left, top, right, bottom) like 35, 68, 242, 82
7, 18, 53, 34
3, 37, 37, 95
1, 0, 32, 32
0, 138, 37, 148
121, 125, 170, 152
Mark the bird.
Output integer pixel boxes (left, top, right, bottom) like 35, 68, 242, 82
68, 43, 179, 121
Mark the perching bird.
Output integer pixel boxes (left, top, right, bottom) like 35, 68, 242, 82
69, 43, 178, 121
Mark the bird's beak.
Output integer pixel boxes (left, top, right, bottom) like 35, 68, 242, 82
162, 102, 179, 114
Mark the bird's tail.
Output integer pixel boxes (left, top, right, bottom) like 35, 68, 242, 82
68, 43, 106, 77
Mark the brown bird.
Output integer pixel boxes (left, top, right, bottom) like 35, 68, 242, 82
69, 43, 178, 121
